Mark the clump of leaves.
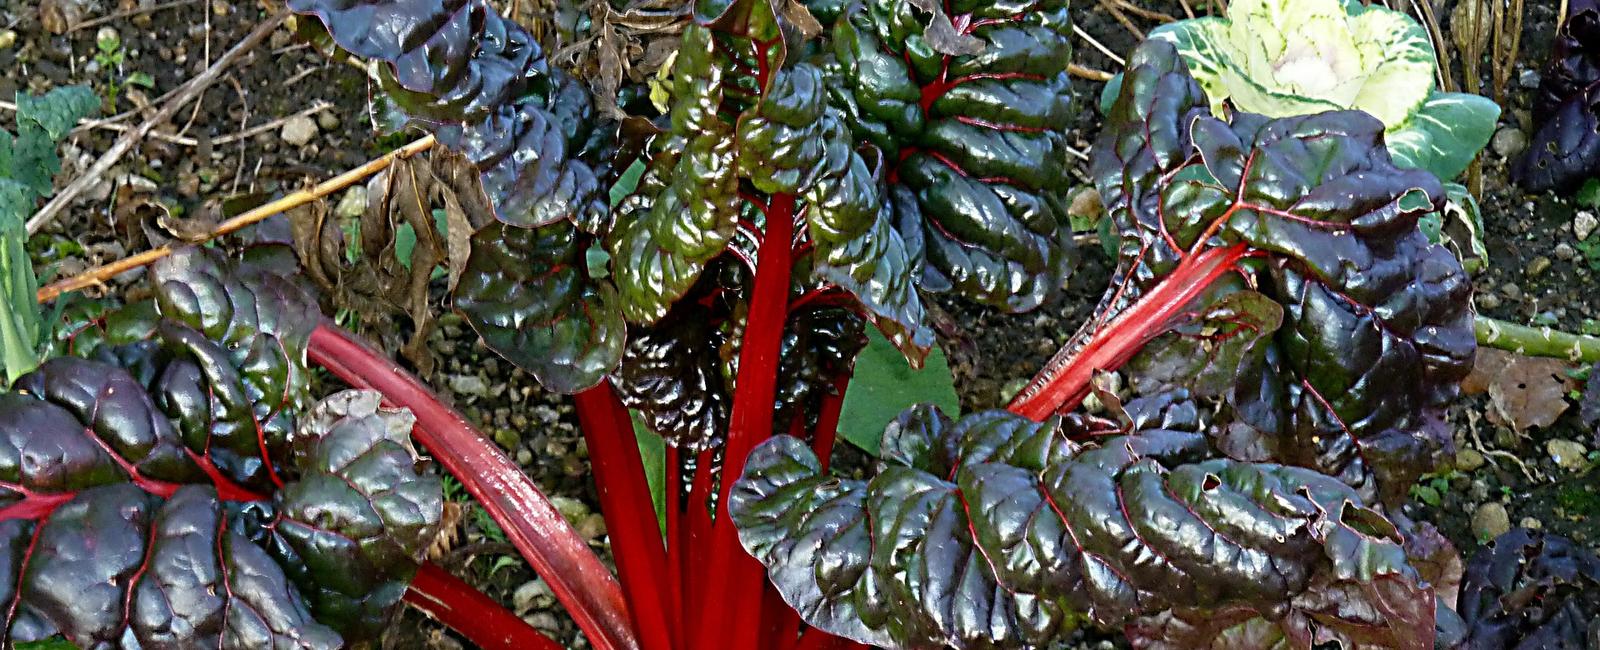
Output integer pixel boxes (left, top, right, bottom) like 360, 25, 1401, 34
1514, 0, 1600, 193
1453, 528, 1600, 648
1145, 0, 1500, 181
0, 86, 97, 385
0, 248, 443, 647
731, 39, 1478, 648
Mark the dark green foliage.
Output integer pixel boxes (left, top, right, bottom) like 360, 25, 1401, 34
731, 401, 1435, 649
1084, 41, 1475, 505
454, 221, 626, 393
1514, 0, 1600, 194
0, 249, 441, 647
831, 0, 1078, 312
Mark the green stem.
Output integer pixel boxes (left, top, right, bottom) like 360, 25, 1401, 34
1475, 316, 1600, 364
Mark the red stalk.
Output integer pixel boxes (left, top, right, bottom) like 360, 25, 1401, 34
693, 192, 798, 649
1008, 243, 1251, 420
404, 563, 562, 650
306, 324, 639, 650
573, 382, 676, 650
664, 444, 686, 650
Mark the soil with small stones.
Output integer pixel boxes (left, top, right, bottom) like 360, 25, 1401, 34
4, 0, 1597, 648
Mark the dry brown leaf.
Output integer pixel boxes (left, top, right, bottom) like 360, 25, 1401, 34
1479, 348, 1577, 432
426, 500, 467, 563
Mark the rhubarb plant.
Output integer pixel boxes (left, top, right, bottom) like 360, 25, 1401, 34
0, 248, 442, 647
730, 39, 1478, 647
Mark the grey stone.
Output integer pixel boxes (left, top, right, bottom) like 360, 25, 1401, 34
280, 114, 319, 147
1472, 502, 1511, 541
1547, 439, 1590, 472
1491, 127, 1527, 159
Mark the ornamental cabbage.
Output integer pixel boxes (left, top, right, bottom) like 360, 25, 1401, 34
1145, 0, 1499, 181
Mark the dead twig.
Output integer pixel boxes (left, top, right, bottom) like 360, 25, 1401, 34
1073, 24, 1126, 67
67, 0, 202, 34
1097, 0, 1145, 39
37, 135, 437, 303
0, 102, 330, 148
26, 13, 289, 235
1068, 63, 1114, 81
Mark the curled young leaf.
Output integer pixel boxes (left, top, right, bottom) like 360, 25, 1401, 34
730, 404, 1434, 649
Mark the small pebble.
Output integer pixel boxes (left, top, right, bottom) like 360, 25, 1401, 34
1472, 502, 1511, 541
550, 496, 589, 524
576, 513, 607, 541
1547, 439, 1590, 471
1456, 448, 1486, 472
1526, 256, 1551, 277
1555, 242, 1577, 260
1500, 283, 1522, 300
1476, 293, 1502, 310
1518, 69, 1541, 89
446, 374, 490, 398
1576, 212, 1598, 242
1491, 127, 1527, 159
280, 114, 319, 147
511, 579, 555, 614
0, 29, 16, 50
1519, 517, 1542, 530
317, 111, 341, 131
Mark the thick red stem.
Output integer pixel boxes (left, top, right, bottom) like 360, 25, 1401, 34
1007, 243, 1252, 420
404, 563, 561, 650
574, 382, 676, 650
306, 324, 639, 650
694, 192, 797, 649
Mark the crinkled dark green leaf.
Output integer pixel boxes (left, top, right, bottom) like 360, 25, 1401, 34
1027, 41, 1475, 505
288, 0, 610, 229
609, 24, 740, 324
1513, 0, 1600, 194
454, 221, 626, 394
831, 0, 1077, 311
0, 249, 441, 647
730, 403, 1434, 649
1455, 528, 1600, 649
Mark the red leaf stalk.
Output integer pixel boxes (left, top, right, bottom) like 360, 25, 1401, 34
574, 382, 676, 650
307, 324, 639, 650
404, 562, 562, 650
694, 192, 798, 649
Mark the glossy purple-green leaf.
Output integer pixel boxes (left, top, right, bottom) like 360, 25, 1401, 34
1456, 528, 1600, 649
730, 403, 1435, 649
1513, 0, 1600, 194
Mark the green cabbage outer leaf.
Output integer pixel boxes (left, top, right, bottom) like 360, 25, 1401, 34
287, 0, 608, 229
454, 221, 626, 393
1087, 41, 1474, 506
832, 0, 1076, 311
0, 249, 441, 648
1148, 0, 1497, 181
729, 402, 1435, 649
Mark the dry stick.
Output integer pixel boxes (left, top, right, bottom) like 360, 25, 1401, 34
1069, 63, 1114, 82
36, 134, 437, 302
1097, 0, 1144, 39
0, 101, 331, 147
1073, 24, 1126, 66
1112, 0, 1175, 23
67, 0, 203, 33
25, 13, 288, 235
